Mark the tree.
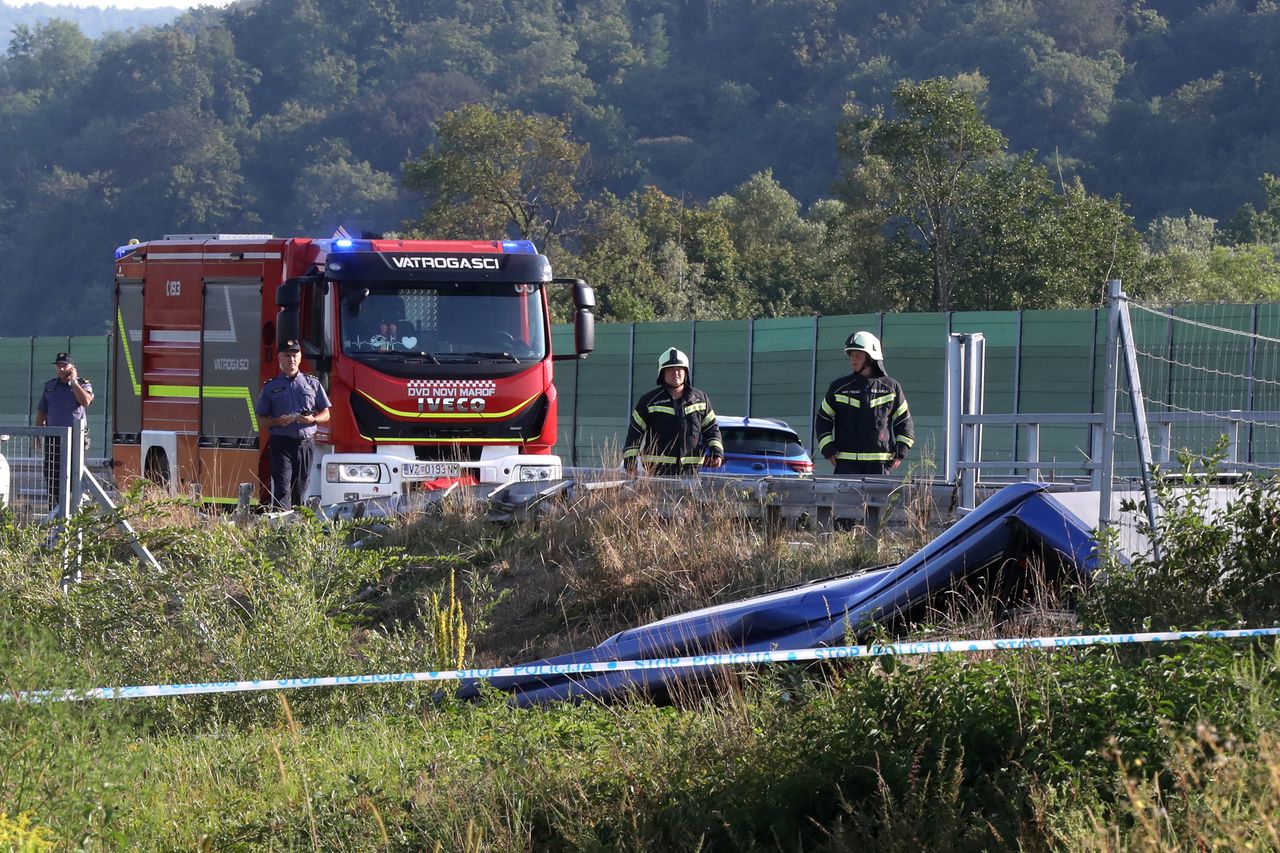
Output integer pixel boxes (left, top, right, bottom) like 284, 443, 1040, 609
571, 186, 740, 322
956, 165, 1144, 309
1142, 209, 1280, 303
5, 21, 92, 95
401, 105, 588, 253
710, 170, 825, 315
1223, 174, 1280, 246
291, 139, 399, 234
838, 77, 1006, 311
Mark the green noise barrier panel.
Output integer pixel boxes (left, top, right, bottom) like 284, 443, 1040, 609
7, 305, 1280, 479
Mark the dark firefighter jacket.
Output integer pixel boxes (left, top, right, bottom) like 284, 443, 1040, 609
815, 372, 914, 467
623, 385, 724, 473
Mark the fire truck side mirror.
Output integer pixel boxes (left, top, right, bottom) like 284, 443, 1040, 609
276, 278, 304, 347
573, 307, 595, 357
275, 274, 326, 349
572, 281, 595, 355
552, 278, 595, 358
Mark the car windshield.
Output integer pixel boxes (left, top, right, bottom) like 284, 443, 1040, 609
340, 282, 547, 362
722, 427, 804, 456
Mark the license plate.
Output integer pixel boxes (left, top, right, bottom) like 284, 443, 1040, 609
402, 461, 461, 480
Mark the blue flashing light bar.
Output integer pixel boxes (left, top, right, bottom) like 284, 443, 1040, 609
330, 238, 372, 252
501, 239, 538, 254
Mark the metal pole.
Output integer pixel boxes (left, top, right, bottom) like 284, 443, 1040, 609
1117, 291, 1163, 563
1088, 305, 1099, 477
1027, 423, 1040, 481
571, 343, 581, 466
745, 318, 754, 417
57, 425, 73, 523
103, 329, 114, 465
809, 315, 819, 454
1247, 303, 1259, 465
944, 334, 962, 483
1013, 310, 1023, 474
1090, 423, 1105, 492
70, 418, 85, 511
27, 336, 35, 426
970, 333, 986, 475
960, 333, 985, 510
626, 322, 635, 412
689, 319, 697, 372
1099, 280, 1123, 528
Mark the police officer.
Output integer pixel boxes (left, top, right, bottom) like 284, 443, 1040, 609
36, 352, 94, 509
623, 347, 724, 476
815, 331, 914, 475
255, 340, 331, 508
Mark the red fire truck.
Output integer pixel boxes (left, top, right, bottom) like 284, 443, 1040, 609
112, 234, 594, 505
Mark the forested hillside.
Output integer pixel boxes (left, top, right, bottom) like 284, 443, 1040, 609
0, 1, 178, 51
2, 0, 1280, 333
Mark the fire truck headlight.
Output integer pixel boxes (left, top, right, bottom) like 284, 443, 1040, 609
326, 463, 384, 483
518, 465, 555, 482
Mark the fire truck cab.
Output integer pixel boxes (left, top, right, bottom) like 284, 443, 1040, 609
112, 234, 594, 506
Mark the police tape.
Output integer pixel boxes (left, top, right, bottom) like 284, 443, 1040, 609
6, 626, 1280, 703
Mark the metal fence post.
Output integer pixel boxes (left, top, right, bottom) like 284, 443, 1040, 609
627, 323, 635, 417
944, 335, 962, 483
1013, 310, 1023, 474
27, 336, 35, 426
1026, 423, 1040, 481
1247, 303, 1259, 464
958, 333, 985, 510
56, 425, 73, 523
70, 418, 85, 511
571, 348, 581, 466
1099, 280, 1122, 527
809, 315, 819, 454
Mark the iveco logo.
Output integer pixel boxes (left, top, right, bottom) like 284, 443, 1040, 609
416, 397, 487, 413
391, 256, 500, 270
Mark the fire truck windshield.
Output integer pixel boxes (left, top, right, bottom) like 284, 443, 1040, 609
340, 281, 547, 363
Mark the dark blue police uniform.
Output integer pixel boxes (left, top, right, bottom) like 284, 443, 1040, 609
37, 355, 93, 510
255, 369, 331, 508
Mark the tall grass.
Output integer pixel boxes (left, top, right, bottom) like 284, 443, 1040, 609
2, 464, 1280, 849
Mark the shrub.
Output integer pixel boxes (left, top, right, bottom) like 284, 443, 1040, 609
1084, 447, 1280, 632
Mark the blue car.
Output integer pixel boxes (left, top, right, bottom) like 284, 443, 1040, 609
707, 416, 814, 477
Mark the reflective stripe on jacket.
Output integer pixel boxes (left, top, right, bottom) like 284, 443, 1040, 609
814, 372, 914, 463
623, 385, 723, 470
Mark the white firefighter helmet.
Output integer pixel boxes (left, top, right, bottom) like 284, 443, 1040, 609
656, 347, 691, 383
844, 330, 885, 371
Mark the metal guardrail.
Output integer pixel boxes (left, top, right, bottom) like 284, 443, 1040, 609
489, 472, 964, 535
950, 408, 1280, 513
958, 411, 1280, 467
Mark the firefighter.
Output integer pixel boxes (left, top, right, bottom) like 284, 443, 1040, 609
35, 352, 94, 510
815, 331, 914, 475
255, 340, 332, 508
623, 347, 724, 476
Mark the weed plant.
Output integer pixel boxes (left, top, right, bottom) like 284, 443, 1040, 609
0, 494, 472, 732
1084, 446, 1280, 632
